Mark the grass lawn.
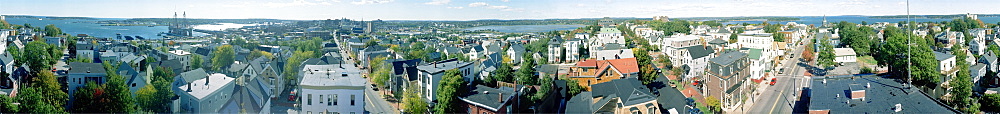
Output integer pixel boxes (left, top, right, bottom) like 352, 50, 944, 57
857, 56, 877, 66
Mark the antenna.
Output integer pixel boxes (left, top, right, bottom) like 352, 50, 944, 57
906, 0, 912, 90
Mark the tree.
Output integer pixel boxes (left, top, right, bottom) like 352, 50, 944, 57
729, 33, 738, 43
211, 45, 236, 71
137, 66, 176, 112
191, 54, 203, 70
370, 57, 391, 89
16, 87, 64, 113
634, 48, 657, 85
565, 79, 584, 97
402, 86, 428, 114
7, 45, 23, 67
283, 51, 314, 82
950, 45, 977, 113
531, 77, 554, 102
515, 55, 537, 85
248, 50, 275, 60
433, 69, 466, 113
658, 55, 672, 69
491, 62, 515, 84
705, 95, 722, 113
103, 65, 137, 113
43, 24, 62, 37
772, 32, 785, 42
982, 94, 1000, 112
0, 95, 18, 113
817, 36, 836, 68
25, 41, 53, 74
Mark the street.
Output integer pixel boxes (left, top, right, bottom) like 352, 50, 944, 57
337, 42, 400, 114
745, 35, 813, 114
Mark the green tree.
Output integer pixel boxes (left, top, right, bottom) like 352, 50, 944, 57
658, 55, 672, 69
25, 41, 53, 74
530, 77, 554, 102
772, 32, 785, 42
370, 57, 391, 88
634, 48, 657, 85
729, 33, 738, 43
103, 64, 137, 113
211, 45, 236, 71
402, 86, 428, 114
43, 24, 62, 37
191, 54, 203, 70
706, 95, 722, 113
433, 69, 466, 113
565, 79, 584, 97
7, 45, 23, 67
515, 55, 537, 85
283, 51, 314, 82
982, 94, 1000, 112
0, 95, 18, 113
950, 45, 977, 113
817, 35, 836, 68
17, 87, 64, 113
137, 66, 176, 112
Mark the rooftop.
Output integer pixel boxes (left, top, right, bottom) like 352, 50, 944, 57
834, 48, 857, 56
177, 73, 234, 100
808, 76, 957, 113
299, 64, 366, 88
933, 51, 955, 61
415, 59, 472, 74
459, 85, 517, 112
67, 62, 106, 74
599, 28, 622, 34
710, 52, 748, 66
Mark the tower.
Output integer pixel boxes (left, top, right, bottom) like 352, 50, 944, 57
822, 15, 828, 27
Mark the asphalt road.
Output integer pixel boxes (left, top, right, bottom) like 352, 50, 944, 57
336, 44, 400, 114
747, 35, 813, 114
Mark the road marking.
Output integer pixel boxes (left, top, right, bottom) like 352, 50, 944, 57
769, 85, 785, 114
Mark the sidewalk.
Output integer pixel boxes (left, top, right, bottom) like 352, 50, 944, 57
727, 76, 772, 114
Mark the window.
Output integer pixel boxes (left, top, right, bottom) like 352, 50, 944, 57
333, 94, 338, 105
350, 95, 356, 105
327, 94, 332, 106
319, 95, 323, 104
308, 94, 313, 105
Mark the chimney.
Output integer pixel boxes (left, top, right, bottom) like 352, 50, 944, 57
498, 92, 503, 102
187, 83, 192, 92
434, 62, 438, 68
206, 74, 210, 85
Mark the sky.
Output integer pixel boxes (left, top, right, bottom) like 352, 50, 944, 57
1, 0, 998, 21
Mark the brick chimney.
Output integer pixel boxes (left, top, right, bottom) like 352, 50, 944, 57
498, 92, 503, 102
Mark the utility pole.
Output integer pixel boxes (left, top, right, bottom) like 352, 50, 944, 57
906, 0, 912, 90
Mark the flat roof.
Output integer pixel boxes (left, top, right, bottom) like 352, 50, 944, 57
178, 73, 234, 100
834, 48, 856, 56
808, 76, 957, 113
416, 59, 472, 74
299, 64, 365, 88
710, 52, 748, 66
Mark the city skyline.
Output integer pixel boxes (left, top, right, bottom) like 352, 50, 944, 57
1, 0, 998, 20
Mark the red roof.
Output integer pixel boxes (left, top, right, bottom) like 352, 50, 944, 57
575, 59, 598, 67
595, 58, 639, 76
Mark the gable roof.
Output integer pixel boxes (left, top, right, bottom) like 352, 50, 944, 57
590, 78, 656, 107
67, 62, 106, 74
178, 68, 208, 84
685, 45, 715, 59
459, 85, 518, 112
934, 51, 955, 61
595, 58, 640, 76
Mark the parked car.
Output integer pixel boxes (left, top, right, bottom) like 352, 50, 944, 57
770, 78, 777, 86
288, 90, 297, 101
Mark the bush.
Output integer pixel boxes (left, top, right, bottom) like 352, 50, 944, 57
860, 66, 874, 74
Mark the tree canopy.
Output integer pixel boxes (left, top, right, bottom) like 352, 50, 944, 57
432, 69, 466, 113
211, 45, 236, 71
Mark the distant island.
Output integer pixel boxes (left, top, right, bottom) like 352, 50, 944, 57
2, 15, 98, 20
673, 16, 800, 22
869, 14, 1000, 19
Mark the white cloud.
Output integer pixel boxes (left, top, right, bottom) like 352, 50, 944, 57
468, 2, 489, 7
351, 0, 393, 5
836, 0, 867, 5
499, 0, 510, 2
424, 0, 451, 5
488, 5, 509, 9
447, 6, 464, 9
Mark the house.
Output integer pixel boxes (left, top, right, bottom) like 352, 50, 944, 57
807, 76, 957, 113
360, 45, 391, 69
66, 62, 107, 101
416, 59, 473, 101
980, 52, 998, 73
44, 36, 63, 46
704, 52, 750, 110
596, 28, 625, 45
459, 85, 520, 114
747, 48, 767, 80
972, 63, 987, 90
565, 78, 659, 114
386, 59, 422, 94
548, 38, 564, 63
563, 38, 583, 62
677, 45, 716, 78
507, 43, 526, 64
119, 63, 150, 97
935, 51, 958, 82
248, 57, 282, 99
568, 58, 639, 91
221, 75, 272, 114
298, 64, 365, 114
592, 49, 635, 60
834, 48, 857, 63
173, 73, 235, 113
935, 31, 964, 49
